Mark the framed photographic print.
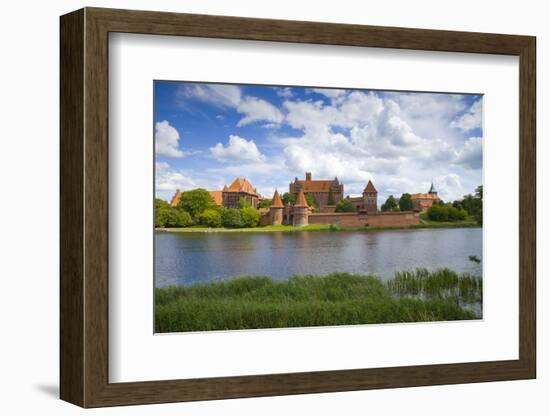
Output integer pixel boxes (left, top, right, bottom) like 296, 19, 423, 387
60, 7, 536, 408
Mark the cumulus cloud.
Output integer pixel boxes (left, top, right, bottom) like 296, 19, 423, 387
434, 174, 465, 202
155, 161, 196, 200
450, 99, 482, 132
210, 135, 266, 163
455, 137, 483, 169
180, 84, 283, 127
155, 120, 185, 157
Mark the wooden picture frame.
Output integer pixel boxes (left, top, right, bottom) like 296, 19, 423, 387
60, 7, 536, 408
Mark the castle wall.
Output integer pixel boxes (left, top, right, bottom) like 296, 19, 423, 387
308, 211, 420, 227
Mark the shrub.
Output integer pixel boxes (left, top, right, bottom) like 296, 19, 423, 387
198, 209, 222, 228
241, 207, 261, 227
222, 208, 244, 228
427, 204, 448, 221
164, 209, 193, 227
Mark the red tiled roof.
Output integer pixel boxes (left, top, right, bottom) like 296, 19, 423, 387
294, 179, 337, 192
410, 193, 439, 200
295, 189, 309, 207
224, 177, 258, 195
364, 180, 377, 193
270, 190, 284, 208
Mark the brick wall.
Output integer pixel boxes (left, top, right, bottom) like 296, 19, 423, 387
308, 211, 420, 227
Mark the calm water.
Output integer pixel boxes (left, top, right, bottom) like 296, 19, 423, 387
154, 228, 482, 288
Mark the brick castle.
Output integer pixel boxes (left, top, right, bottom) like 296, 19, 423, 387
170, 172, 440, 227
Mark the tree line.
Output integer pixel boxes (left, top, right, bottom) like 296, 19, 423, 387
155, 189, 261, 229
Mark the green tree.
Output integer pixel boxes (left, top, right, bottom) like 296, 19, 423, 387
240, 207, 261, 227
154, 198, 171, 227
164, 209, 193, 227
381, 195, 398, 212
257, 199, 271, 209
282, 192, 296, 205
222, 208, 244, 228
177, 189, 214, 218
398, 193, 413, 211
335, 198, 354, 212
304, 193, 318, 212
198, 209, 222, 228
239, 197, 252, 209
327, 188, 335, 205
427, 204, 448, 221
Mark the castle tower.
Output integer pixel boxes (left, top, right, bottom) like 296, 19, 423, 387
293, 189, 309, 226
362, 180, 378, 214
270, 189, 284, 226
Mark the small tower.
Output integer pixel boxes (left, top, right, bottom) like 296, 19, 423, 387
293, 189, 309, 227
270, 189, 284, 226
362, 180, 378, 213
428, 182, 437, 195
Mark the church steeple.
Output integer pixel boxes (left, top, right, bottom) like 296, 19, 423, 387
428, 182, 437, 194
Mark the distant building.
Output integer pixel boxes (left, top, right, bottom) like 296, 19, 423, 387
222, 177, 260, 208
348, 180, 378, 213
169, 177, 259, 209
411, 183, 440, 212
170, 189, 222, 207
269, 190, 284, 226
289, 172, 343, 207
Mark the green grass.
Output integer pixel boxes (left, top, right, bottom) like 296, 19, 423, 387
155, 269, 481, 333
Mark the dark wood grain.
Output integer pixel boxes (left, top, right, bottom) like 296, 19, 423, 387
60, 7, 537, 408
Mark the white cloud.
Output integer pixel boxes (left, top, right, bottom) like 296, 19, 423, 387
450, 99, 482, 132
236, 97, 284, 126
155, 161, 196, 200
180, 84, 283, 127
434, 174, 465, 202
275, 87, 293, 98
155, 120, 185, 158
210, 135, 266, 163
455, 137, 483, 169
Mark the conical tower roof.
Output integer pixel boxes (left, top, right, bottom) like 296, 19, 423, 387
363, 180, 377, 193
294, 189, 309, 208
428, 182, 437, 193
270, 190, 284, 208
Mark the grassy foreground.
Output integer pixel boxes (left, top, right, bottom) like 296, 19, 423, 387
155, 269, 482, 333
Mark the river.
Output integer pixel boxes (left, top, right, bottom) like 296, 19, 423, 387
154, 227, 482, 287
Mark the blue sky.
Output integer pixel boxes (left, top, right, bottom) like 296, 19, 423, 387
154, 81, 483, 204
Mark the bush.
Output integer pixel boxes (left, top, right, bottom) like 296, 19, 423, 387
164, 209, 193, 227
447, 206, 460, 221
427, 204, 449, 221
198, 209, 222, 228
458, 209, 468, 221
241, 207, 261, 227
222, 208, 244, 228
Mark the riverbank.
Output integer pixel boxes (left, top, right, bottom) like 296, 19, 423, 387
155, 269, 482, 333
156, 220, 480, 233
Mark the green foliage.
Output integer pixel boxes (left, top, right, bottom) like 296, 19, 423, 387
164, 209, 193, 228
282, 192, 296, 205
335, 198, 354, 212
257, 199, 271, 209
240, 206, 261, 227
221, 208, 245, 228
154, 198, 171, 227
381, 195, 398, 212
398, 193, 413, 211
177, 188, 214, 219
427, 204, 449, 221
198, 209, 222, 228
238, 197, 252, 209
427, 203, 469, 222
155, 270, 480, 332
304, 193, 318, 211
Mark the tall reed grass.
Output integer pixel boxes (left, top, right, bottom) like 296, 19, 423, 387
155, 269, 481, 333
